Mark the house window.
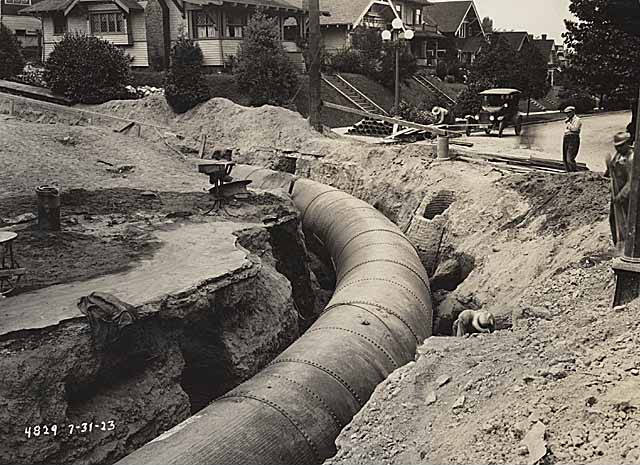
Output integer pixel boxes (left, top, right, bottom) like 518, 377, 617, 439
415, 8, 421, 25
459, 22, 467, 38
192, 10, 218, 38
53, 13, 67, 34
224, 11, 246, 38
5, 0, 30, 5
90, 12, 125, 34
403, 7, 412, 24
15, 29, 26, 36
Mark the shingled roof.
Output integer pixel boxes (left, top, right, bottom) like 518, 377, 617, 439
22, 0, 305, 13
423, 0, 472, 33
533, 38, 555, 63
494, 31, 529, 51
21, 0, 142, 13
315, 0, 431, 26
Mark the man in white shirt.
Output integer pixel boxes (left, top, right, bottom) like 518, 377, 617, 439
563, 106, 582, 172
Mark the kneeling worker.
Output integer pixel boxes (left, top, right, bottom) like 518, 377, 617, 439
432, 106, 454, 126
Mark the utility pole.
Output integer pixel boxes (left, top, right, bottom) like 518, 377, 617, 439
308, 0, 322, 132
612, 87, 640, 305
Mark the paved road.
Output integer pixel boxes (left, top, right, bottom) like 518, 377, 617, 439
462, 111, 632, 172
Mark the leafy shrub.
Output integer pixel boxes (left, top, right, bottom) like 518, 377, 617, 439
445, 75, 456, 83
557, 87, 596, 114
454, 83, 486, 117
131, 70, 166, 88
0, 23, 25, 79
327, 48, 365, 74
164, 36, 210, 113
44, 33, 131, 103
14, 63, 46, 87
368, 42, 417, 89
351, 26, 383, 61
391, 100, 439, 125
435, 61, 448, 80
605, 87, 635, 111
234, 9, 299, 106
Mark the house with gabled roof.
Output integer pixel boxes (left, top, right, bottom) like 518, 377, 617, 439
494, 30, 530, 52
532, 33, 560, 86
21, 0, 312, 68
317, 0, 446, 68
422, 0, 484, 65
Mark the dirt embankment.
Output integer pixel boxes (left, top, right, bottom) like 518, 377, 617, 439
91, 95, 630, 465
0, 112, 331, 465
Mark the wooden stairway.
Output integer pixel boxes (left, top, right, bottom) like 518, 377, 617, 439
412, 75, 457, 106
322, 74, 388, 115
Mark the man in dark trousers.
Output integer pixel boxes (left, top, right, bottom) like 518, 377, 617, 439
605, 131, 634, 252
563, 106, 582, 172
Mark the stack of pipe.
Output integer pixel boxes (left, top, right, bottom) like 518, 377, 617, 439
348, 118, 394, 137
116, 170, 433, 465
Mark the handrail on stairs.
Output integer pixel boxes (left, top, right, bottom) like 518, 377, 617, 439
334, 74, 389, 116
413, 75, 457, 106
321, 74, 387, 117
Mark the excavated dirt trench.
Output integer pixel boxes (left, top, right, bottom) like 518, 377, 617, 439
0, 196, 336, 465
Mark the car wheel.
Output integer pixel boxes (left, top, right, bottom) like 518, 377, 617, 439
484, 127, 491, 135
465, 124, 472, 137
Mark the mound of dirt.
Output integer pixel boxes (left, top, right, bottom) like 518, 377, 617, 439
500, 172, 610, 233
176, 98, 319, 153
93, 95, 175, 127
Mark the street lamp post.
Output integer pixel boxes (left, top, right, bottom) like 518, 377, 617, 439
382, 18, 413, 109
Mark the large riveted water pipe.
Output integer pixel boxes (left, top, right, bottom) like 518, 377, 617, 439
116, 168, 433, 465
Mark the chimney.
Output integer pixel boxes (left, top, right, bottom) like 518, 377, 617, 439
542, 34, 547, 40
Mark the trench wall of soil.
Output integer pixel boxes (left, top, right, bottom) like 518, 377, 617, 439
0, 211, 329, 465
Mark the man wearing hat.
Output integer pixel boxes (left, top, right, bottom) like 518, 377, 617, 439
432, 106, 454, 126
562, 106, 582, 172
604, 131, 634, 251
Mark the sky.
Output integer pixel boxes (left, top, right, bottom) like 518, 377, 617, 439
430, 0, 577, 44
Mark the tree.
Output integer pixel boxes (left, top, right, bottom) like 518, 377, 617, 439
468, 34, 519, 88
0, 24, 25, 79
164, 36, 210, 113
481, 17, 494, 33
351, 26, 383, 61
44, 33, 132, 103
516, 40, 550, 114
368, 42, 417, 89
235, 9, 299, 106
564, 0, 640, 104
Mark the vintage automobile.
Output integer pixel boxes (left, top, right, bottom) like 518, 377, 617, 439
465, 88, 523, 137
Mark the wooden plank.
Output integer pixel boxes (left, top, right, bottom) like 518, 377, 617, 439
114, 121, 135, 133
0, 79, 73, 106
324, 101, 461, 137
0, 268, 26, 278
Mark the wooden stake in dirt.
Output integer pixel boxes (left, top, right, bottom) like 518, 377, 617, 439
613, 87, 640, 305
308, 0, 322, 132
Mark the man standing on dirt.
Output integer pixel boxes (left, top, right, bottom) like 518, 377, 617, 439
604, 132, 634, 252
563, 106, 582, 172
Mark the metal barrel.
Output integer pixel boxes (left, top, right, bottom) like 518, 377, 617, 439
116, 170, 433, 465
35, 185, 60, 231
